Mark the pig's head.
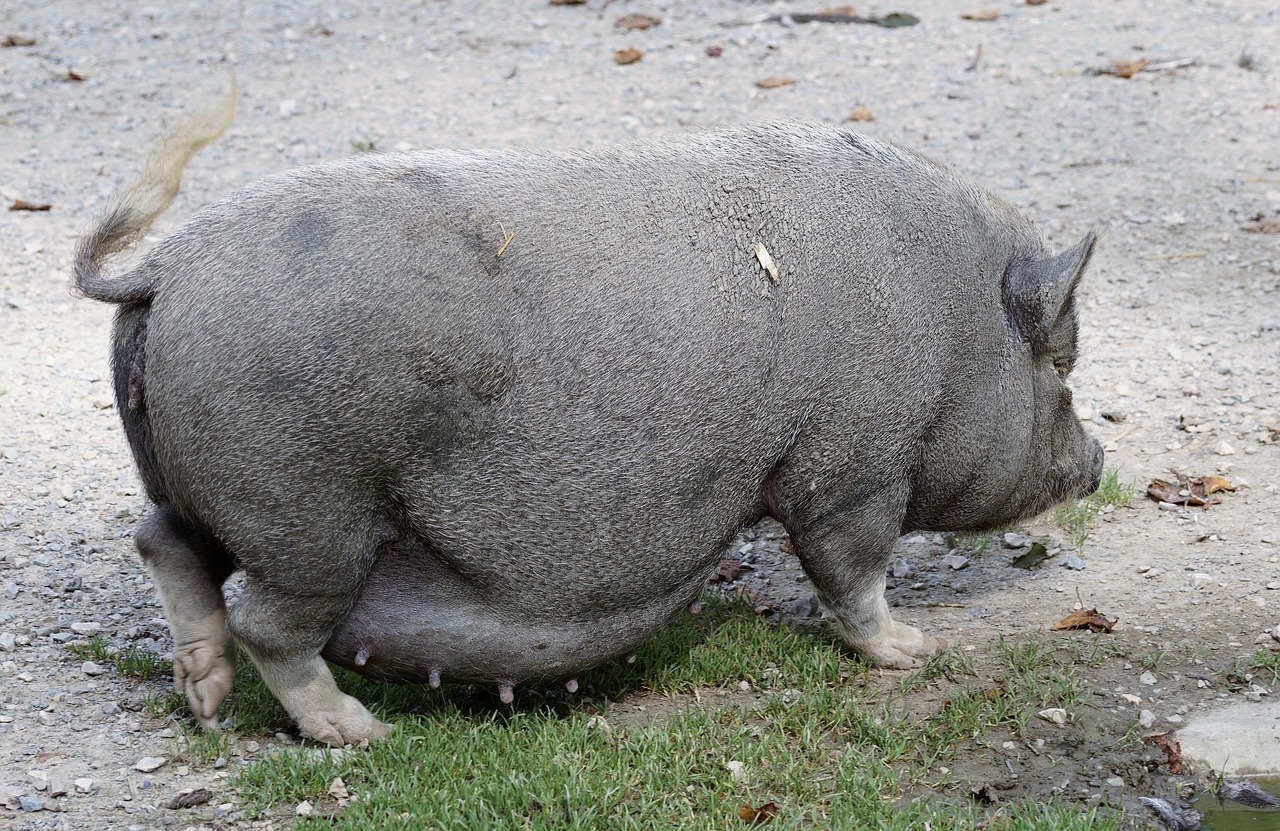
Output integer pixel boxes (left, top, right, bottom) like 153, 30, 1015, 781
906, 232, 1105, 533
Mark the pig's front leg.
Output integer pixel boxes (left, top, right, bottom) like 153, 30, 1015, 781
786, 485, 946, 669
228, 581, 391, 746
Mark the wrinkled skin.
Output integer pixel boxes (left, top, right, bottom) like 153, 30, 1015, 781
77, 122, 1102, 746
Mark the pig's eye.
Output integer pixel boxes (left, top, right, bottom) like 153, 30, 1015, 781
1053, 359, 1073, 378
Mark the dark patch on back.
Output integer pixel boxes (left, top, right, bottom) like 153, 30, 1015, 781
463, 353, 513, 403
286, 211, 335, 254
407, 350, 457, 388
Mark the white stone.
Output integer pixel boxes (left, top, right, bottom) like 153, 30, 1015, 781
134, 756, 167, 773
1190, 573, 1213, 589
1139, 710, 1156, 728
69, 622, 101, 635
1140, 671, 1158, 685
296, 800, 313, 816
725, 760, 746, 782
81, 661, 106, 676
1037, 708, 1067, 725
74, 778, 93, 793
1215, 440, 1236, 456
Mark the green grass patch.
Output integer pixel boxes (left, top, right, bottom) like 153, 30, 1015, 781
65, 635, 173, 679
221, 597, 1118, 829
1054, 467, 1135, 548
1251, 648, 1280, 684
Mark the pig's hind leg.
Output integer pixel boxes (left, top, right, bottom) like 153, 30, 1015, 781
135, 506, 237, 729
784, 484, 946, 670
227, 566, 392, 747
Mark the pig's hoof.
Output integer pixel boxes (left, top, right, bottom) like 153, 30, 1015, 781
846, 624, 947, 670
173, 639, 235, 730
297, 694, 392, 747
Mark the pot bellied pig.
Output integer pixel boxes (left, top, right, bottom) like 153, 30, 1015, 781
75, 96, 1103, 746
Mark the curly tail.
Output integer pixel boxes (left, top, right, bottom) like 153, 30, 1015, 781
73, 76, 238, 304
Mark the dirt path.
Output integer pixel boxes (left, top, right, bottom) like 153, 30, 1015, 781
1, 1, 1278, 828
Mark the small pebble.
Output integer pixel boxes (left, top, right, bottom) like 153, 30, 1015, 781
1139, 710, 1156, 728
1140, 671, 1158, 685
1002, 533, 1028, 548
19, 794, 46, 812
296, 800, 313, 816
81, 661, 106, 676
1189, 573, 1213, 588
1166, 714, 1184, 724
1038, 708, 1068, 724
725, 760, 746, 782
942, 554, 970, 570
74, 778, 93, 793
1106, 776, 1124, 788
1063, 555, 1086, 570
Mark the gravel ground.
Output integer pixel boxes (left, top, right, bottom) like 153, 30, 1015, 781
1, 1, 1279, 828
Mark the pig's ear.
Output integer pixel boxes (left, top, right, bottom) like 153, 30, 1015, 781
1003, 232, 1096, 349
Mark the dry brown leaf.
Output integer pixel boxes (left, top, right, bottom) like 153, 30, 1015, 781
847, 106, 875, 122
961, 8, 1001, 21
1242, 219, 1280, 234
615, 13, 660, 30
1198, 475, 1235, 495
3, 34, 36, 47
1146, 478, 1209, 507
1147, 474, 1233, 507
66, 69, 86, 82
549, 0, 586, 5
614, 48, 643, 65
1026, 0, 1047, 5
756, 77, 795, 90
737, 802, 779, 824
709, 558, 745, 583
1112, 58, 1148, 78
9, 199, 51, 212
822, 5, 857, 13
1050, 608, 1116, 633
1149, 731, 1186, 774
706, 45, 723, 58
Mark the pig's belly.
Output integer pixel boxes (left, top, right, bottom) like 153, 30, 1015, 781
322, 539, 710, 686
